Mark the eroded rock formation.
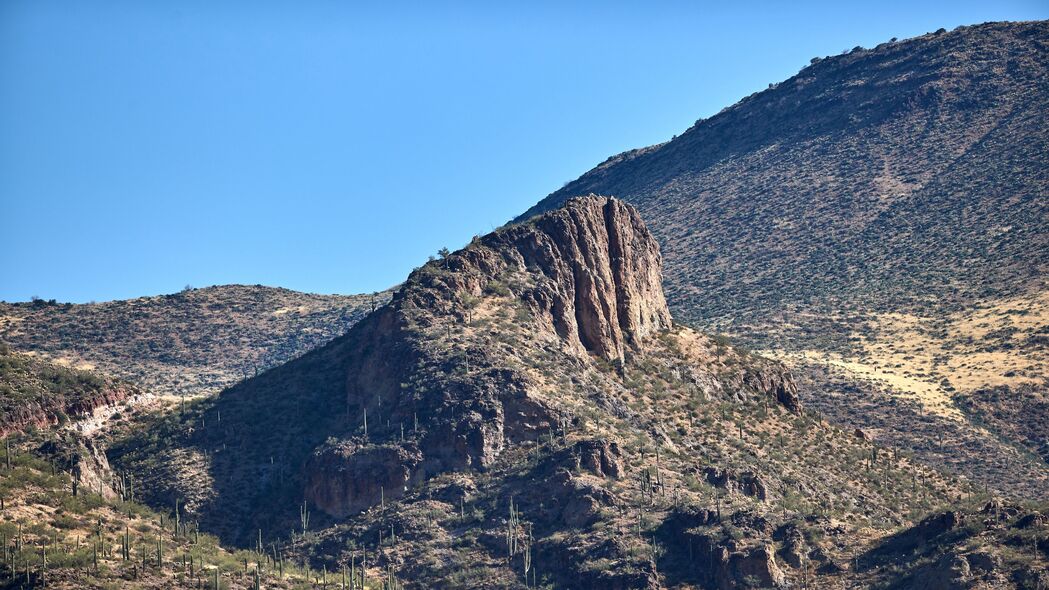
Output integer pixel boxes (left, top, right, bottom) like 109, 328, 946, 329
303, 195, 796, 519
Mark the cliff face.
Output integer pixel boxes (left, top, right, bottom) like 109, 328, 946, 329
304, 441, 423, 518
499, 195, 672, 361
303, 196, 674, 516
302, 196, 785, 519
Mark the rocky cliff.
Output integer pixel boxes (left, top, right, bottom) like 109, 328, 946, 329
300, 195, 788, 519
304, 196, 676, 516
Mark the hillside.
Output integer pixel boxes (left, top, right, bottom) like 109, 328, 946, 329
0, 285, 389, 398
97, 196, 1046, 589
0, 344, 139, 439
0, 424, 335, 589
518, 21, 1049, 499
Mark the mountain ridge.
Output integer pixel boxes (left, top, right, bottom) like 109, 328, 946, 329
0, 284, 390, 398
516, 19, 1049, 501
1, 19, 1048, 590
518, 20, 1047, 321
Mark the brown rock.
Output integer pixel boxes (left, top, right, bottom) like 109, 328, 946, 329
304, 441, 422, 518
327, 195, 670, 509
574, 439, 623, 478
1015, 512, 1046, 529
743, 367, 802, 413
508, 195, 672, 360
547, 470, 618, 528
739, 471, 768, 501
717, 544, 786, 589
702, 467, 768, 500
916, 552, 971, 590
966, 551, 1000, 574
778, 528, 807, 568
703, 466, 732, 488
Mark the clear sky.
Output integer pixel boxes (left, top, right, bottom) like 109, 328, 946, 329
2, 1, 1046, 303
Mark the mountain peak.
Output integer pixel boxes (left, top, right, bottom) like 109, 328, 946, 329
294, 195, 794, 518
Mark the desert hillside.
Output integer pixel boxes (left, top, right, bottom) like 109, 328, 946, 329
0, 285, 389, 398
519, 21, 1049, 500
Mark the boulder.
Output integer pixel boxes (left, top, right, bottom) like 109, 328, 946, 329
304, 441, 422, 518
574, 439, 623, 478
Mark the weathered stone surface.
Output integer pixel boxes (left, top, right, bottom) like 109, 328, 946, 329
717, 544, 786, 589
304, 442, 422, 518
574, 439, 623, 478
513, 195, 672, 361
914, 552, 972, 590
547, 470, 618, 528
703, 467, 769, 500
966, 550, 1000, 574
1015, 511, 1045, 529
779, 527, 808, 568
316, 196, 671, 513
742, 367, 802, 413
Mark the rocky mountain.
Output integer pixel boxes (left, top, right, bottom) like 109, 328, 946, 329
2, 21, 1048, 590
518, 21, 1049, 500
94, 196, 1041, 589
0, 285, 389, 398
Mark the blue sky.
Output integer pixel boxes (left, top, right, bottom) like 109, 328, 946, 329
2, 1, 1046, 303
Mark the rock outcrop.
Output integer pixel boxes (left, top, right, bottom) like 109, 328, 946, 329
307, 196, 673, 517
742, 368, 802, 413
702, 467, 769, 500
716, 544, 786, 590
295, 195, 799, 523
509, 195, 672, 360
574, 438, 623, 478
305, 442, 423, 518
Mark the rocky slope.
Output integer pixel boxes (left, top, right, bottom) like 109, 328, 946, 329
518, 21, 1049, 501
100, 196, 1026, 589
519, 22, 1048, 326
852, 500, 1049, 589
0, 432, 326, 589
0, 343, 139, 438
0, 285, 389, 398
